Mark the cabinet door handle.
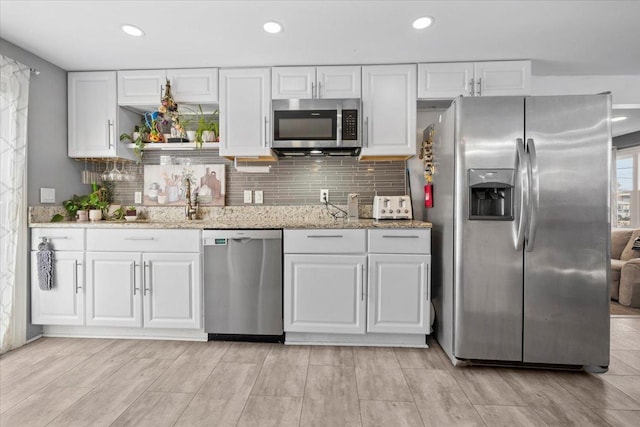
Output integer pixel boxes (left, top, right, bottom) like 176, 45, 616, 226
264, 116, 268, 147
476, 77, 482, 96
318, 81, 322, 99
41, 236, 68, 240
133, 262, 140, 295
124, 237, 155, 241
311, 81, 316, 98
364, 117, 369, 147
361, 264, 365, 301
143, 261, 151, 295
469, 78, 475, 96
107, 119, 114, 149
74, 260, 82, 294
306, 235, 344, 239
382, 235, 420, 239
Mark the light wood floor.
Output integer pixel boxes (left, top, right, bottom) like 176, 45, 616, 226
1, 318, 640, 426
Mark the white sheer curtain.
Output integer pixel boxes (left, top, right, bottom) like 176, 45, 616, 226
0, 56, 30, 354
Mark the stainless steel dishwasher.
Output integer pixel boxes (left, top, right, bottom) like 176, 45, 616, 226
203, 229, 283, 340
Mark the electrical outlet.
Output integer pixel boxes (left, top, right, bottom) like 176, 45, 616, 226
40, 188, 55, 204
320, 189, 329, 203
254, 190, 264, 204
244, 190, 253, 204
134, 191, 142, 204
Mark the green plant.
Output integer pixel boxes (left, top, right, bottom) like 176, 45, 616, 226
120, 122, 151, 161
62, 194, 90, 219
194, 105, 219, 148
111, 206, 125, 220
87, 183, 110, 211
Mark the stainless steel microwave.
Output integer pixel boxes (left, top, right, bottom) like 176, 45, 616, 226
271, 99, 361, 156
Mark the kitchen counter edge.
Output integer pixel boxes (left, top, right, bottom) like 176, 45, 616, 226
28, 219, 432, 229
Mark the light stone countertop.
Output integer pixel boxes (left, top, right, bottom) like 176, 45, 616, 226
28, 219, 431, 229
28, 205, 431, 229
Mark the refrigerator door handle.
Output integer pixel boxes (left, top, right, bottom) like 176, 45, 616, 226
515, 138, 529, 250
526, 138, 539, 252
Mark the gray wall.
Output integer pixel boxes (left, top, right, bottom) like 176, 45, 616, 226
1, 38, 86, 206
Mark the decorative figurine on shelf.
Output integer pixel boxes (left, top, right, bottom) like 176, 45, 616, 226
158, 78, 186, 140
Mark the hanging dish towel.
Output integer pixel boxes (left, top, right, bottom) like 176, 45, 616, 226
37, 238, 54, 291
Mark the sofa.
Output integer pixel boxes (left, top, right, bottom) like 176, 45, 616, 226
611, 229, 640, 308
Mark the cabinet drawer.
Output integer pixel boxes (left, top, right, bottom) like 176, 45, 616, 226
368, 229, 430, 254
87, 229, 200, 252
31, 228, 85, 251
284, 229, 366, 254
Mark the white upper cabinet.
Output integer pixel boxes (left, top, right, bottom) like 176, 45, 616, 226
272, 66, 361, 99
68, 71, 136, 160
360, 64, 417, 160
219, 68, 274, 159
473, 61, 531, 96
117, 70, 165, 106
418, 60, 531, 98
118, 68, 219, 107
272, 67, 315, 99
167, 68, 219, 104
418, 62, 475, 98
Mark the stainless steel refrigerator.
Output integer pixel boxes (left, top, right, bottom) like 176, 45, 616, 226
416, 95, 611, 369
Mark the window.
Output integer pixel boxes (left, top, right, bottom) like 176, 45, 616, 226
615, 147, 640, 227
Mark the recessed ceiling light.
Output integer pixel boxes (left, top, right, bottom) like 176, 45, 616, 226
264, 21, 283, 34
122, 24, 144, 37
612, 116, 628, 122
412, 16, 434, 30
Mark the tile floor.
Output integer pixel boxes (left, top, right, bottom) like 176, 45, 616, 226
1, 317, 639, 426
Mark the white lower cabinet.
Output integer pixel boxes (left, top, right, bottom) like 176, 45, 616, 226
31, 228, 86, 326
283, 228, 432, 344
284, 254, 366, 334
30, 251, 85, 325
143, 253, 201, 329
367, 254, 430, 334
85, 252, 142, 327
85, 229, 202, 330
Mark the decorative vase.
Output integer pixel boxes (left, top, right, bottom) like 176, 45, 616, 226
89, 209, 102, 221
76, 210, 89, 222
186, 130, 196, 142
202, 130, 215, 142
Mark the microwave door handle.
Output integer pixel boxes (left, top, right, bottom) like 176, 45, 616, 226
337, 109, 342, 147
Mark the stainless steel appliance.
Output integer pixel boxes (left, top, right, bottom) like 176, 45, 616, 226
372, 195, 413, 220
203, 229, 283, 339
271, 99, 361, 156
412, 95, 611, 370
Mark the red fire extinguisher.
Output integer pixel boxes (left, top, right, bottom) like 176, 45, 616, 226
424, 183, 433, 208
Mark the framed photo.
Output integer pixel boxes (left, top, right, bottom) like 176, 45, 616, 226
143, 164, 225, 206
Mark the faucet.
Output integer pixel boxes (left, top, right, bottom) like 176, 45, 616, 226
184, 179, 198, 220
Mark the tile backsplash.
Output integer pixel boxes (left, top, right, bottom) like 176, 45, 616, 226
98, 150, 407, 206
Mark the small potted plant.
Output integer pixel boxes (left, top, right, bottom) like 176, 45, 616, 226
87, 183, 110, 221
125, 206, 138, 221
62, 194, 90, 221
195, 106, 219, 148
120, 121, 151, 161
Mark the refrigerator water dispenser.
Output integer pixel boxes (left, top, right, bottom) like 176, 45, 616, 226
468, 169, 514, 220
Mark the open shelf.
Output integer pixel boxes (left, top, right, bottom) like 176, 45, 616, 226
126, 142, 220, 151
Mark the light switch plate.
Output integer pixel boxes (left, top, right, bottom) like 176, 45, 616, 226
244, 190, 252, 204
254, 190, 264, 204
134, 191, 142, 204
40, 187, 56, 204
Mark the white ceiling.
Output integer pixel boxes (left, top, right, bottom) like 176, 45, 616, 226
1, 0, 639, 136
